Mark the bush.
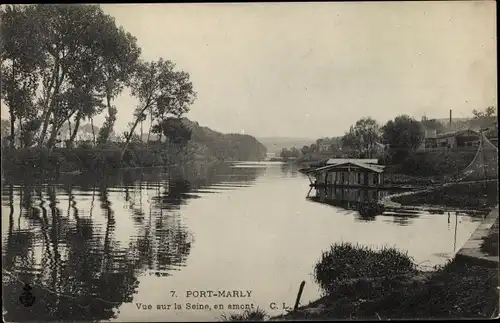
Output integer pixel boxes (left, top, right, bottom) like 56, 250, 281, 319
314, 242, 417, 296
399, 150, 476, 177
220, 308, 267, 322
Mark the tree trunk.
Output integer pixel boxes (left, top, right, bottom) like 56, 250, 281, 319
91, 117, 96, 147
38, 60, 65, 147
140, 120, 143, 142
9, 110, 15, 149
67, 119, 72, 146
46, 123, 59, 151
47, 111, 77, 152
9, 62, 16, 150
99, 85, 117, 144
69, 113, 82, 145
147, 112, 153, 145
120, 108, 149, 161
18, 117, 23, 148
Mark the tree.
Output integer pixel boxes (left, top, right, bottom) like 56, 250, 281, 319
0, 5, 45, 149
1, 4, 139, 150
96, 21, 141, 146
352, 117, 380, 158
122, 59, 197, 160
471, 106, 497, 130
381, 115, 423, 163
153, 118, 192, 147
341, 126, 361, 157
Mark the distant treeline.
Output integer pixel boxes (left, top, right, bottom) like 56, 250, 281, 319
280, 107, 497, 175
2, 118, 267, 174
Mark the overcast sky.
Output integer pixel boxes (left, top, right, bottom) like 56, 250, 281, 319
2, 2, 497, 138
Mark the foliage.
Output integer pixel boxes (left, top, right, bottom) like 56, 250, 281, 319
220, 308, 267, 322
0, 4, 141, 149
314, 242, 417, 297
153, 117, 192, 146
399, 149, 476, 177
276, 257, 498, 320
280, 147, 300, 160
471, 106, 498, 130
1, 118, 268, 173
186, 119, 267, 161
1, 119, 10, 139
381, 115, 424, 163
123, 58, 197, 159
0, 5, 44, 148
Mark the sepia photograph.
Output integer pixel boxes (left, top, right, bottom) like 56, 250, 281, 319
1, 1, 498, 322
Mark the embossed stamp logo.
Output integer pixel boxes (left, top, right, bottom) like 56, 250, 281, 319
19, 283, 36, 307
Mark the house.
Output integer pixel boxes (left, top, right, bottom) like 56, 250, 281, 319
421, 129, 438, 149
436, 129, 480, 148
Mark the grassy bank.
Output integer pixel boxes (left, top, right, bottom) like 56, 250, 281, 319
1, 139, 248, 175
392, 181, 498, 210
223, 242, 499, 321
1, 144, 187, 175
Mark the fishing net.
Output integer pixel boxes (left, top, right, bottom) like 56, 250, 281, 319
453, 132, 498, 182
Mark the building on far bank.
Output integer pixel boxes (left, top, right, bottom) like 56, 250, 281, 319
436, 129, 480, 148
421, 129, 438, 149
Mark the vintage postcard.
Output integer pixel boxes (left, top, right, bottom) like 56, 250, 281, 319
1, 1, 498, 322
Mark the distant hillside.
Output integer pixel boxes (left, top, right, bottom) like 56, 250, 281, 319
182, 119, 267, 161
257, 137, 316, 154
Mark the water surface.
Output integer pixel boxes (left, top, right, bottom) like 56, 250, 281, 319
2, 162, 481, 321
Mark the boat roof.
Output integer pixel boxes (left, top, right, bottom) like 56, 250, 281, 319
326, 158, 379, 165
307, 161, 385, 174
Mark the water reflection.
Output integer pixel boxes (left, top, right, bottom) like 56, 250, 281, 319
2, 163, 262, 321
2, 162, 483, 322
310, 186, 391, 221
280, 162, 298, 177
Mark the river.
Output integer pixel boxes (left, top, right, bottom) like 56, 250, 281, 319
1, 161, 482, 322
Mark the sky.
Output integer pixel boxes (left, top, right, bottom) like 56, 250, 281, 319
1, 2, 497, 138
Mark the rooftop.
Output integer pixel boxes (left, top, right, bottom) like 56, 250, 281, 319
326, 158, 379, 165
308, 161, 385, 174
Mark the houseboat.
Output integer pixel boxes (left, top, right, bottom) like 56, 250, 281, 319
303, 159, 389, 216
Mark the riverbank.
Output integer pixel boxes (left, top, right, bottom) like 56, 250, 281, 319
271, 259, 498, 320
1, 144, 194, 175
1, 141, 267, 177
235, 207, 498, 321
228, 240, 498, 321
456, 205, 499, 268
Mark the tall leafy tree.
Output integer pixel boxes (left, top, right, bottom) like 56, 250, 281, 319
381, 115, 423, 163
0, 5, 45, 148
122, 58, 196, 160
352, 117, 380, 158
341, 126, 361, 157
0, 4, 139, 150
96, 20, 141, 145
471, 106, 497, 130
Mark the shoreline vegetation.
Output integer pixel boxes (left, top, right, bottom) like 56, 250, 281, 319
221, 241, 499, 321
1, 117, 268, 177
